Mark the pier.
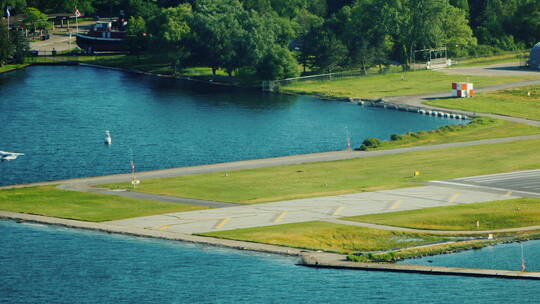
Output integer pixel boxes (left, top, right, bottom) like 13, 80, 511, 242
299, 252, 540, 280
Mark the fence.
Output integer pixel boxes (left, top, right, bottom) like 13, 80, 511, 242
451, 50, 529, 67
262, 67, 399, 92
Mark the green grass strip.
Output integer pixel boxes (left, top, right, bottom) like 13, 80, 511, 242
343, 198, 540, 231
200, 221, 451, 254
103, 138, 540, 204
0, 185, 208, 222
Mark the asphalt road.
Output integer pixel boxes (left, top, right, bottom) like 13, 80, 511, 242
430, 169, 540, 198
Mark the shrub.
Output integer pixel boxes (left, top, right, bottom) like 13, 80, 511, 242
357, 137, 381, 151
390, 134, 403, 141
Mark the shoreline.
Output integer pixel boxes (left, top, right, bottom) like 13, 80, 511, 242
0, 210, 308, 257
3, 210, 540, 281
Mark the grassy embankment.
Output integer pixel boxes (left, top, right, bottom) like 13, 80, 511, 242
280, 69, 539, 99
359, 117, 540, 151
202, 197, 540, 261
0, 185, 208, 222
425, 85, 540, 121
102, 137, 540, 204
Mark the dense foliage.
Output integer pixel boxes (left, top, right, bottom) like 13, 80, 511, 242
2, 0, 539, 78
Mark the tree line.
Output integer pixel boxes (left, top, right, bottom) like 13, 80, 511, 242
2, 0, 539, 79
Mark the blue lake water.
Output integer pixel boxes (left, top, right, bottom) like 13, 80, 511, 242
1, 220, 539, 304
0, 66, 464, 186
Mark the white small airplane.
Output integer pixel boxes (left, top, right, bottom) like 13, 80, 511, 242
0, 151, 25, 161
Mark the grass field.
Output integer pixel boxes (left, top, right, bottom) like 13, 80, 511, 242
360, 117, 540, 151
0, 186, 208, 222
280, 69, 539, 99
425, 85, 540, 121
343, 198, 540, 231
201, 221, 451, 254
102, 138, 540, 204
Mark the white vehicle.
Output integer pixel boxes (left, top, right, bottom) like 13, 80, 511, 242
0, 151, 24, 161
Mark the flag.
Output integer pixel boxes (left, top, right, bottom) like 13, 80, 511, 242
6, 8, 10, 17
74, 8, 81, 17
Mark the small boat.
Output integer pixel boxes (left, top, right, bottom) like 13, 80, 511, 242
0, 150, 24, 161
104, 130, 112, 145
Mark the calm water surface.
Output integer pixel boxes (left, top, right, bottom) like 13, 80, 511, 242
1, 220, 539, 304
0, 66, 463, 186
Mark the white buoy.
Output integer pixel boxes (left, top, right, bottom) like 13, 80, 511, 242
104, 130, 112, 145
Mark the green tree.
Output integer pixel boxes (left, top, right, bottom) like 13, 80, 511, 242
0, 24, 14, 66
255, 45, 299, 80
153, 4, 192, 73
126, 16, 147, 56
190, 0, 247, 76
22, 7, 51, 35
10, 29, 29, 63
301, 25, 347, 72
443, 5, 477, 57
1, 0, 27, 14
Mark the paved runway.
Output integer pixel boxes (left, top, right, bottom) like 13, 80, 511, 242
107, 185, 519, 234
430, 169, 540, 197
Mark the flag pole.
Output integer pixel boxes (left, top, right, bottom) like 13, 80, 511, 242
6, 8, 9, 40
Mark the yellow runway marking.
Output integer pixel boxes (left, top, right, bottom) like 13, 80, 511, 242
389, 199, 402, 210
158, 225, 172, 231
505, 191, 513, 197
332, 206, 345, 216
448, 193, 461, 203
214, 218, 230, 229
273, 211, 288, 223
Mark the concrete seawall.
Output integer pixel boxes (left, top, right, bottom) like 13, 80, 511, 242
299, 252, 540, 280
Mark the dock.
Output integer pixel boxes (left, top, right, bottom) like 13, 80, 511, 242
348, 97, 472, 120
299, 252, 540, 280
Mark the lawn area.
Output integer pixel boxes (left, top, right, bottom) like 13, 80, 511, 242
280, 69, 539, 99
0, 64, 29, 73
360, 117, 540, 151
425, 85, 540, 121
343, 198, 540, 231
102, 138, 540, 204
0, 186, 208, 222
200, 221, 451, 254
